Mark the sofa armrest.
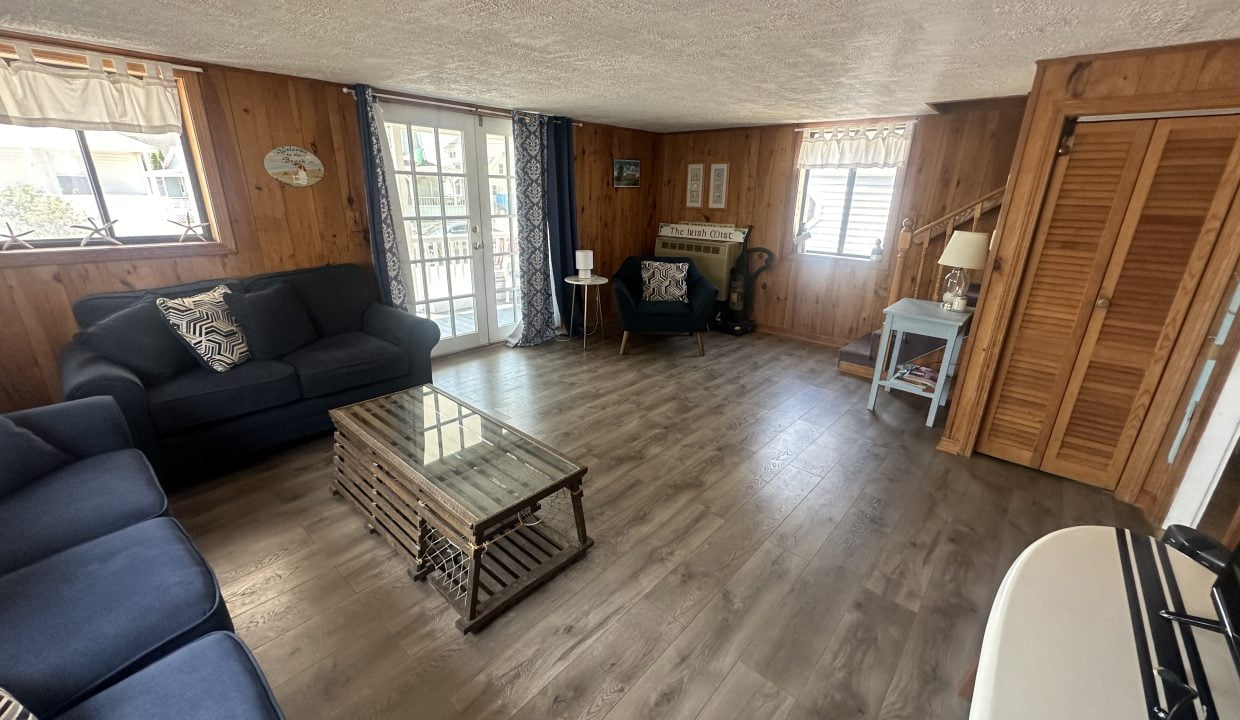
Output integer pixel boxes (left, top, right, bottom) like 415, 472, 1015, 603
363, 304, 441, 385
4, 396, 134, 459
612, 279, 640, 327
59, 342, 158, 452
689, 277, 719, 319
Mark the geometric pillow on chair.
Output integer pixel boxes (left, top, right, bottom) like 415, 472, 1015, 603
640, 261, 690, 302
1, 687, 37, 720
156, 285, 250, 372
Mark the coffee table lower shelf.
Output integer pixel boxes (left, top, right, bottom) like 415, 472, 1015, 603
330, 430, 591, 633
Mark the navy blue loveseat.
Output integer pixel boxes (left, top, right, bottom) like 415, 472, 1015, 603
59, 263, 439, 476
0, 397, 283, 719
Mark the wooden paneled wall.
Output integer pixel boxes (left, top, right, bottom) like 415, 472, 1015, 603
573, 122, 660, 315
939, 39, 1240, 519
0, 65, 370, 412
652, 97, 1026, 345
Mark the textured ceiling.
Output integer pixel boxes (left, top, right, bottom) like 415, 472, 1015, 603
3, 1, 1240, 131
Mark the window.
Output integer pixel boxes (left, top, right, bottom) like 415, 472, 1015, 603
794, 166, 898, 258
0, 122, 209, 247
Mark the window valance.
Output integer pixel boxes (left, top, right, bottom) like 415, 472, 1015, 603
797, 122, 912, 169
0, 40, 181, 134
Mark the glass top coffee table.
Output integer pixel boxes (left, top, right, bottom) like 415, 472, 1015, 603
329, 385, 592, 633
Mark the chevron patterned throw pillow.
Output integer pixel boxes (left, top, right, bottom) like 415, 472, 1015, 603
157, 285, 251, 372
641, 261, 690, 302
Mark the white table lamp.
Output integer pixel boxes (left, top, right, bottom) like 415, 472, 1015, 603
575, 249, 594, 279
938, 231, 989, 311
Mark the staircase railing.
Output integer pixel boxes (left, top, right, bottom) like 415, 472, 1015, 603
887, 186, 1005, 307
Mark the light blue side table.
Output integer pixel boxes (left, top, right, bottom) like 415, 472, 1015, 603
866, 298, 973, 427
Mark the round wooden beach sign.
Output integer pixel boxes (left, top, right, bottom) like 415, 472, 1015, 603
263, 145, 324, 187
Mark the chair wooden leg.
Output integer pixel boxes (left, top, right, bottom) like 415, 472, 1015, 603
695, 332, 705, 356
619, 331, 630, 356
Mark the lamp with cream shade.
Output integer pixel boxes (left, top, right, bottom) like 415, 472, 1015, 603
937, 230, 990, 312
575, 249, 594, 279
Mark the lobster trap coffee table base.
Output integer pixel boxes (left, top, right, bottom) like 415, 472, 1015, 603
330, 385, 592, 633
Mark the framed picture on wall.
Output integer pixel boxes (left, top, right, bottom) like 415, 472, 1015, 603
612, 159, 640, 188
686, 163, 703, 207
708, 163, 728, 208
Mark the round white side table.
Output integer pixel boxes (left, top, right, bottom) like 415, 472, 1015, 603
565, 275, 609, 350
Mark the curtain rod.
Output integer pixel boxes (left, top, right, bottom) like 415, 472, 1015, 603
342, 86, 583, 126
0, 36, 202, 73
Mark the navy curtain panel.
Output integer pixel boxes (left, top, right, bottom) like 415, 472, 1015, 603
353, 84, 408, 309
545, 117, 581, 337
508, 112, 581, 345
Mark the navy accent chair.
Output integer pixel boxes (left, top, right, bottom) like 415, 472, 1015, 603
59, 264, 440, 479
612, 256, 718, 356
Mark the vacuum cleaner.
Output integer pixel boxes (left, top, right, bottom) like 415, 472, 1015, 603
712, 229, 775, 336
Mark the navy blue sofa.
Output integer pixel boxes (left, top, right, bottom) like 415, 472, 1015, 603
0, 398, 283, 719
612, 256, 718, 356
59, 263, 439, 477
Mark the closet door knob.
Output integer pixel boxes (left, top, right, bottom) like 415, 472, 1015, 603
1096, 297, 1111, 309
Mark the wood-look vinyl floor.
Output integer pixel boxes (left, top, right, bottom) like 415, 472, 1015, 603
171, 330, 1150, 720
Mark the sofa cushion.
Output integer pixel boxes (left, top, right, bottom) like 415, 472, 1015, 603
0, 518, 231, 718
245, 265, 373, 336
57, 632, 283, 720
75, 300, 199, 383
73, 279, 244, 329
284, 332, 408, 398
0, 416, 71, 498
224, 282, 318, 361
635, 300, 693, 317
156, 286, 251, 372
147, 361, 300, 434
0, 449, 167, 575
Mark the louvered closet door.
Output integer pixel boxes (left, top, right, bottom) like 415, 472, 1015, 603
976, 121, 1154, 465
1040, 116, 1240, 488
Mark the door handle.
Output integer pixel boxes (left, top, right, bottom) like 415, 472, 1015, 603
1096, 297, 1111, 309
473, 240, 483, 250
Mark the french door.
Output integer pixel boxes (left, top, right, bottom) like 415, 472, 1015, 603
379, 104, 520, 355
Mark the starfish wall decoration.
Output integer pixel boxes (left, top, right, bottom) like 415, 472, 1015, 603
0, 223, 34, 251
71, 218, 122, 247
170, 214, 211, 243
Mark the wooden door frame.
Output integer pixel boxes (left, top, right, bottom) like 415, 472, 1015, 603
940, 61, 1240, 466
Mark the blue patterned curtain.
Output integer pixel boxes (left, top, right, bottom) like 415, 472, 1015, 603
354, 84, 408, 310
508, 112, 558, 346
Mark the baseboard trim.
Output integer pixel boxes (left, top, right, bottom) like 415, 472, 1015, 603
754, 324, 851, 348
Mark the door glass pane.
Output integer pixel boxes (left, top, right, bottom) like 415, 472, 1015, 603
438, 129, 465, 174
449, 257, 473, 297
446, 220, 470, 257
453, 297, 477, 334
385, 123, 411, 171
441, 177, 468, 216
411, 265, 426, 303
412, 127, 438, 172
404, 220, 421, 260
486, 134, 508, 175
428, 300, 453, 337
491, 218, 512, 254
396, 174, 416, 216
424, 260, 449, 300
488, 178, 510, 215
420, 220, 446, 259
416, 176, 441, 216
